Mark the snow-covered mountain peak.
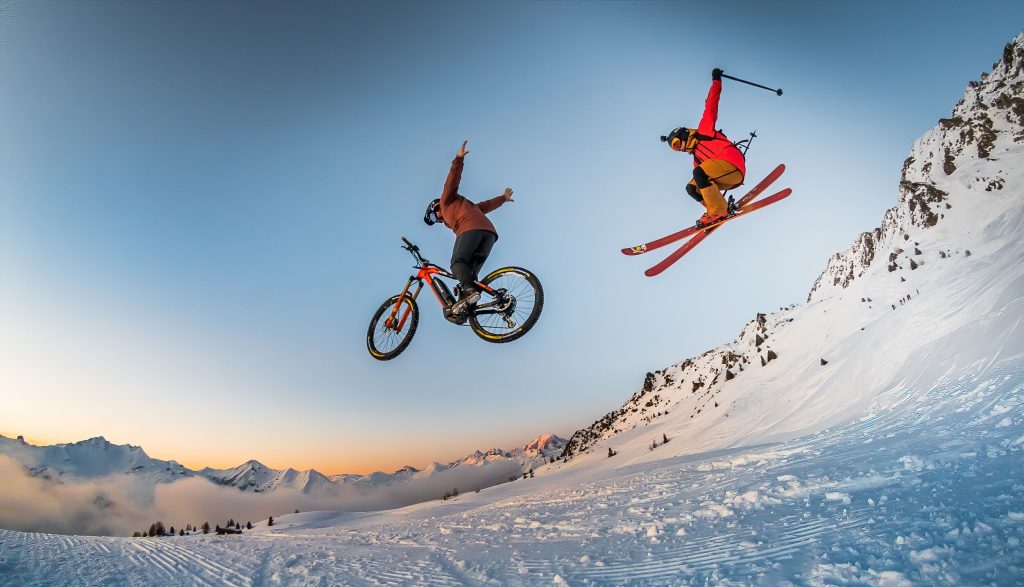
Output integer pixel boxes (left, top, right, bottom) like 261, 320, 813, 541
807, 32, 1024, 303
523, 433, 563, 453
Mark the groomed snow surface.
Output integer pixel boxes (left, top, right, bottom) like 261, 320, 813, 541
2, 360, 1022, 585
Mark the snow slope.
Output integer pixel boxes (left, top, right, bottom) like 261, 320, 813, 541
1, 361, 1020, 584
1, 28, 1022, 587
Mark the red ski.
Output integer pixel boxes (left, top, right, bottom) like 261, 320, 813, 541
644, 188, 792, 277
622, 164, 785, 256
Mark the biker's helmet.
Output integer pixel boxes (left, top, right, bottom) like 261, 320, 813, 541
423, 198, 441, 226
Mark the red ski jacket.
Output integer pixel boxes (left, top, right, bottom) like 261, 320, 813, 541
686, 80, 746, 176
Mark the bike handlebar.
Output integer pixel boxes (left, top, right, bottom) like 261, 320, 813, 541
400, 236, 429, 265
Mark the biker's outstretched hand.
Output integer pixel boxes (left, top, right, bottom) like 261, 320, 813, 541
457, 140, 470, 158
502, 187, 514, 202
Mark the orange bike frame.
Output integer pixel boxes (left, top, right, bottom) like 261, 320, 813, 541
385, 263, 496, 332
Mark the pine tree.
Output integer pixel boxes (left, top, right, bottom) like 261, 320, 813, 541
169, 526, 175, 535
529, 469, 535, 478
268, 516, 274, 527
247, 521, 252, 530
235, 522, 240, 530
132, 531, 141, 538
216, 525, 221, 533
202, 522, 210, 534
662, 433, 669, 444
227, 518, 234, 528
148, 523, 157, 537
294, 509, 299, 514
179, 528, 184, 536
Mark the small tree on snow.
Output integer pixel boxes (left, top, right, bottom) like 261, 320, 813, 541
247, 521, 252, 530
202, 522, 210, 534
268, 516, 274, 527
179, 528, 184, 536
235, 522, 240, 530
662, 433, 669, 444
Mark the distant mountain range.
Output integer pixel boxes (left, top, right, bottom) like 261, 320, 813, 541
0, 433, 567, 499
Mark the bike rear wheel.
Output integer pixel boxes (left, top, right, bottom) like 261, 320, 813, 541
470, 266, 543, 343
367, 294, 419, 360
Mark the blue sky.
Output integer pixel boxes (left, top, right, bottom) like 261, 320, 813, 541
1, 1, 1021, 473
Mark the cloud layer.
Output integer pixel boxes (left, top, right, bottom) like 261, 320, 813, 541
0, 455, 521, 536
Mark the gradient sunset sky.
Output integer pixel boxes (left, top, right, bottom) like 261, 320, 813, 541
1, 1, 1022, 475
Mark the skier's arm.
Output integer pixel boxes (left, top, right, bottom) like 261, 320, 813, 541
697, 79, 722, 135
440, 156, 464, 209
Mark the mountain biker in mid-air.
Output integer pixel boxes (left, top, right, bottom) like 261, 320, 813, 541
663, 68, 747, 229
423, 140, 514, 316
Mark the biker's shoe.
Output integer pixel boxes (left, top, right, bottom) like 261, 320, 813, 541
450, 286, 481, 316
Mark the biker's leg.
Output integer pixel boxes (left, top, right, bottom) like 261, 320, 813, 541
451, 230, 494, 313
451, 231, 484, 291
468, 231, 496, 287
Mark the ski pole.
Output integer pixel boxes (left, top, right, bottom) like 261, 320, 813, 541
721, 72, 783, 96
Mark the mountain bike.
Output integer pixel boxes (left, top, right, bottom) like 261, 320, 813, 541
366, 237, 544, 360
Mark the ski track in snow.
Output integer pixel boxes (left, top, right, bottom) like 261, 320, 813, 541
2, 363, 1021, 585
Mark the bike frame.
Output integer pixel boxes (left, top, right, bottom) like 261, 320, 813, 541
384, 239, 504, 333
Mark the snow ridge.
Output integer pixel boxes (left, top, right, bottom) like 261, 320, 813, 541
808, 31, 1024, 302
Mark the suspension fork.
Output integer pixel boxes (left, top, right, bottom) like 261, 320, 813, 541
385, 277, 422, 331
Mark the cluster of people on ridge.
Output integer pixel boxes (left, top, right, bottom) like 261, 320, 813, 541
426, 68, 744, 315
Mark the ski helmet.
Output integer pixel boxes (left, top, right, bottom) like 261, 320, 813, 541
662, 127, 691, 151
423, 198, 441, 226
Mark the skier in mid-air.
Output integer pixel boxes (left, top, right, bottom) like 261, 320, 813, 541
424, 140, 514, 315
663, 68, 747, 228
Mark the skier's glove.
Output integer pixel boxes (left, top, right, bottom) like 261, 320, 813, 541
712, 68, 723, 81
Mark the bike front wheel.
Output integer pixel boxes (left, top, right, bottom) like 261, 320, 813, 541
367, 294, 419, 360
470, 266, 543, 343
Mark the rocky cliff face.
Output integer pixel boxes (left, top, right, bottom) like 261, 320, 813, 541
807, 33, 1024, 303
